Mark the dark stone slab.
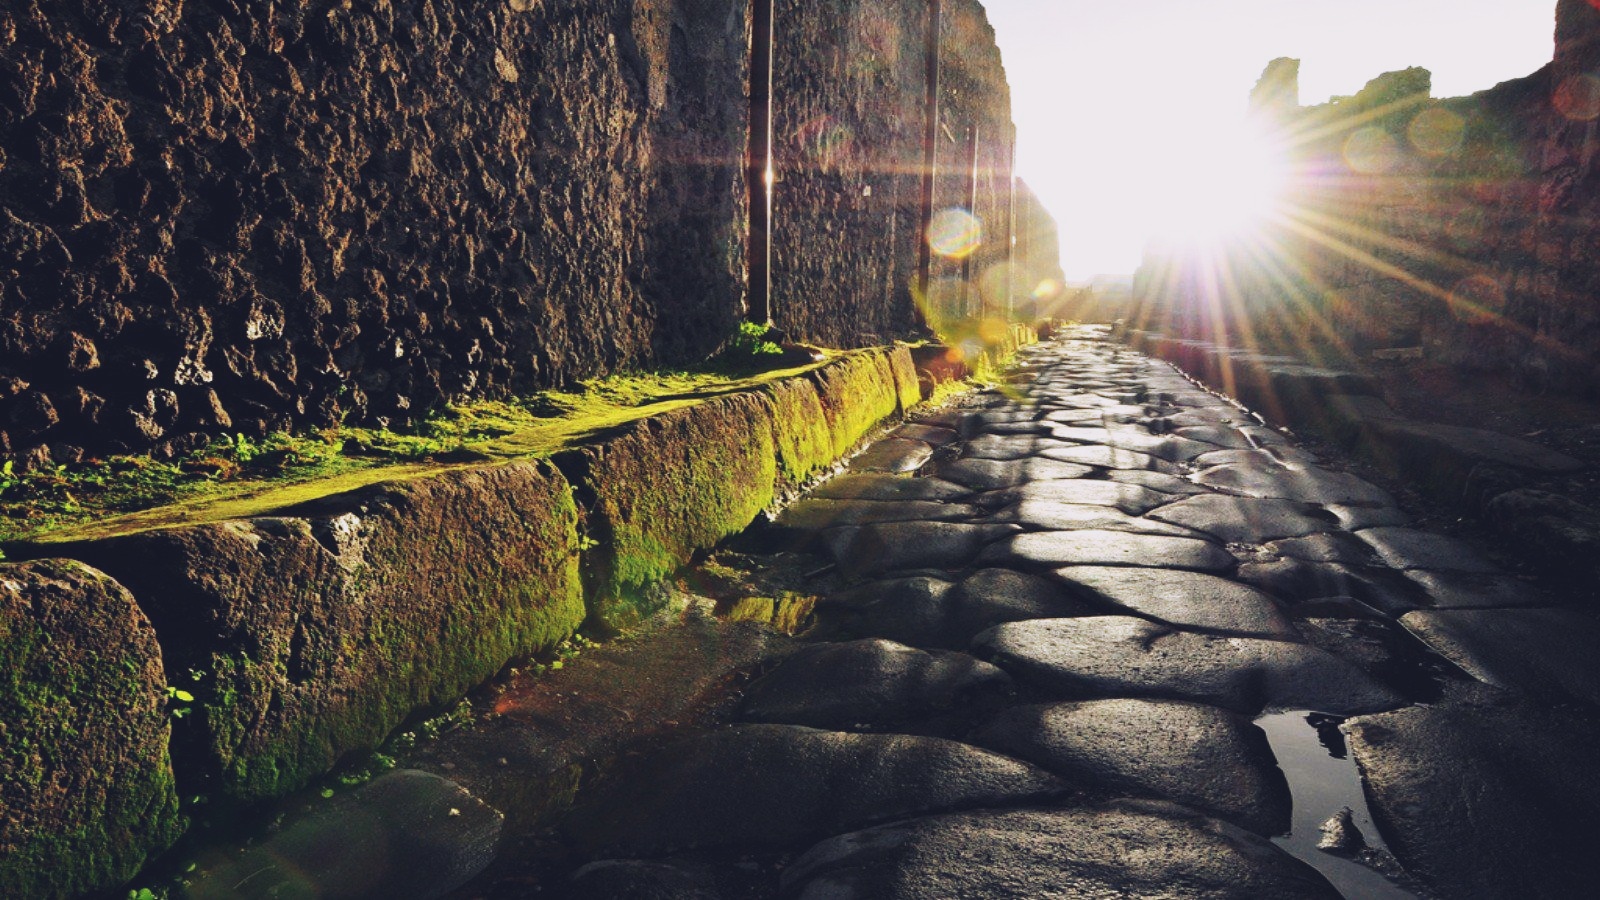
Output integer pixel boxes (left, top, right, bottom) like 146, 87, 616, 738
948, 568, 1100, 636
779, 802, 1340, 899
561, 725, 1065, 855
739, 639, 1012, 731
1148, 494, 1337, 544
1237, 558, 1424, 616
566, 860, 721, 900
1400, 608, 1600, 706
985, 480, 1172, 515
846, 438, 935, 474
188, 770, 503, 900
1196, 463, 1394, 506
972, 700, 1292, 834
1036, 443, 1178, 472
982, 531, 1235, 573
1402, 570, 1548, 609
1173, 425, 1255, 449
1354, 527, 1499, 573
810, 473, 971, 503
1005, 500, 1202, 537
933, 457, 1095, 490
973, 617, 1403, 715
776, 498, 978, 531
891, 423, 958, 446
825, 522, 1018, 577
1105, 469, 1208, 494
1264, 533, 1379, 566
960, 434, 1042, 461
819, 577, 960, 649
1051, 565, 1299, 639
1347, 701, 1600, 899
1323, 503, 1411, 530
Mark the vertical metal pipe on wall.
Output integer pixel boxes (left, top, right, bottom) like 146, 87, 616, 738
915, 0, 942, 310
747, 0, 775, 326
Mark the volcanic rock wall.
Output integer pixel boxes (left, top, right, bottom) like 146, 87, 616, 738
1133, 1, 1600, 396
0, 0, 1021, 466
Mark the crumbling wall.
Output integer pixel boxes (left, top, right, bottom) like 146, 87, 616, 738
0, 0, 1027, 467
1133, 1, 1600, 395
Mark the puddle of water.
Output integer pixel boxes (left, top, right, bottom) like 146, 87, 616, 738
1256, 710, 1420, 900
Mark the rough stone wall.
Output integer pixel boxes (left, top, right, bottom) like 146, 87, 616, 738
0, 0, 1024, 466
771, 0, 1015, 346
0, 0, 749, 467
1011, 177, 1065, 321
1133, 1, 1600, 396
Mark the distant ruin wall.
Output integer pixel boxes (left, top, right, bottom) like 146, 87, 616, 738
1133, 1, 1600, 396
0, 0, 1022, 466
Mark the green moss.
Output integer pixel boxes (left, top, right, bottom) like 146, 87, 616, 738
764, 379, 835, 487
575, 392, 778, 627
0, 561, 184, 898
2, 358, 836, 548
811, 352, 901, 460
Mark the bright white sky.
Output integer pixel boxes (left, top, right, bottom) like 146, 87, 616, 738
982, 0, 1558, 280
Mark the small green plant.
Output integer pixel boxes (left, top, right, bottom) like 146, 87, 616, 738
726, 321, 783, 359
165, 686, 195, 719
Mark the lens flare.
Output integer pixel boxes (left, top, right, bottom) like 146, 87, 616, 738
1343, 127, 1401, 174
1149, 119, 1287, 244
928, 208, 984, 259
1031, 278, 1063, 300
1408, 107, 1465, 158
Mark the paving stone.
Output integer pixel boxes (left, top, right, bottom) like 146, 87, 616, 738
1346, 701, 1600, 899
810, 473, 972, 503
1042, 393, 1128, 410
560, 725, 1065, 855
890, 423, 958, 446
1354, 527, 1499, 573
778, 802, 1340, 899
1003, 500, 1203, 537
1399, 608, 1600, 706
739, 639, 1012, 731
1036, 443, 1178, 472
933, 457, 1095, 490
960, 434, 1042, 461
981, 530, 1236, 573
971, 699, 1292, 834
947, 568, 1099, 637
1050, 425, 1214, 462
187, 770, 503, 900
819, 577, 961, 649
984, 479, 1172, 515
1148, 494, 1338, 544
1237, 558, 1424, 616
1050, 566, 1299, 639
847, 438, 935, 474
1173, 425, 1256, 449
1264, 532, 1379, 566
1323, 502, 1411, 530
973, 617, 1404, 715
825, 522, 1018, 577
566, 860, 721, 900
1104, 468, 1208, 495
1162, 407, 1253, 427
776, 498, 979, 532
1239, 425, 1288, 446
1196, 462, 1395, 506
1402, 570, 1548, 609
1192, 447, 1323, 468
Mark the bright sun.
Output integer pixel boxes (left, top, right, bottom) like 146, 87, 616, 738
1151, 120, 1289, 245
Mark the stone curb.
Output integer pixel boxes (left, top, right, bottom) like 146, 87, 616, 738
0, 340, 1031, 896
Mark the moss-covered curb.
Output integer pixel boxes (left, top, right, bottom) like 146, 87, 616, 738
0, 560, 184, 898
0, 343, 926, 894
56, 459, 584, 807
